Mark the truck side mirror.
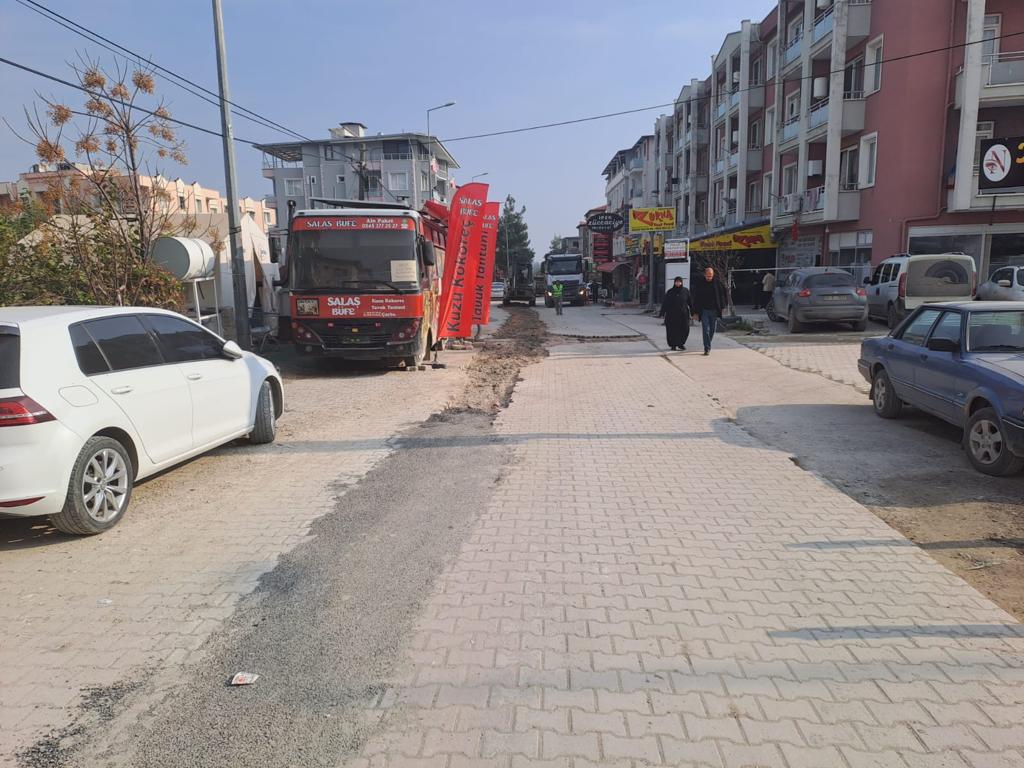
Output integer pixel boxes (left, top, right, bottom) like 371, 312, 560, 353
420, 239, 436, 266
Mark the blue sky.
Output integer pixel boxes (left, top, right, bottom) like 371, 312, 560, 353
1, 0, 771, 247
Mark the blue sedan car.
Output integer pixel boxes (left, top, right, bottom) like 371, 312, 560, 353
859, 302, 1024, 476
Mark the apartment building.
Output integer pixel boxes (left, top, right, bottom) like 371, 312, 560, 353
1, 163, 277, 233
648, 0, 1024, 279
601, 135, 658, 301
255, 122, 460, 227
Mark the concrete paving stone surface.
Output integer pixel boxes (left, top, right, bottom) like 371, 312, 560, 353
533, 305, 644, 339
346, 309, 1024, 767
0, 349, 475, 767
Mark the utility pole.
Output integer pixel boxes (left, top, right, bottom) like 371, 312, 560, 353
211, 0, 250, 349
358, 143, 367, 201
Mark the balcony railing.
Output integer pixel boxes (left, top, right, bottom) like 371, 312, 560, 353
728, 152, 739, 169
730, 90, 741, 109
813, 6, 834, 44
715, 158, 726, 175
988, 50, 1024, 86
809, 100, 830, 129
782, 116, 800, 143
716, 99, 728, 120
783, 34, 803, 66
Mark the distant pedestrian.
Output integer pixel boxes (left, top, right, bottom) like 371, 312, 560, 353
761, 270, 776, 312
658, 276, 692, 351
552, 280, 564, 315
691, 267, 727, 355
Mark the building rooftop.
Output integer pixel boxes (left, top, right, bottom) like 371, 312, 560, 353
255, 131, 459, 168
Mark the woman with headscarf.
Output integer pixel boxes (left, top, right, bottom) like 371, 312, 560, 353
658, 276, 692, 351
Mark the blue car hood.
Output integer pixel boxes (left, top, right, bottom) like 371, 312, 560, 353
973, 353, 1024, 384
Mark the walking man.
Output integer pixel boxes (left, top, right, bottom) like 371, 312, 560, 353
552, 280, 564, 316
691, 267, 727, 355
761, 270, 776, 313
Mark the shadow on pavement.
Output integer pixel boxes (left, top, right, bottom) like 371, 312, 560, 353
788, 538, 1024, 551
0, 516, 73, 551
770, 624, 1024, 640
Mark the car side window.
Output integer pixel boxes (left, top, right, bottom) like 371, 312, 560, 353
870, 265, 884, 286
898, 309, 942, 347
890, 262, 901, 280
1018, 268, 1024, 287
81, 316, 164, 372
69, 324, 110, 375
992, 267, 1013, 284
929, 312, 963, 345
140, 314, 224, 363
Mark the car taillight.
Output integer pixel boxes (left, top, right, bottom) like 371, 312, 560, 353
390, 319, 421, 342
856, 287, 866, 296
798, 289, 812, 298
0, 396, 55, 427
898, 273, 907, 299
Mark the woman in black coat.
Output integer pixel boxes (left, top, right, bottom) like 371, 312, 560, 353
658, 276, 692, 350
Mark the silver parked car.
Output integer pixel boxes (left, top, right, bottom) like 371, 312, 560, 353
976, 266, 1024, 302
768, 268, 868, 333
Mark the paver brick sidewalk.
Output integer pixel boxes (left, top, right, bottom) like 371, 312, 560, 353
352, 339, 1024, 768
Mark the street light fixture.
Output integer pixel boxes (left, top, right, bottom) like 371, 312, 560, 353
471, 172, 489, 181
426, 101, 456, 203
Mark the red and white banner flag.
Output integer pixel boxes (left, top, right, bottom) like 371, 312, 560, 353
439, 182, 488, 339
472, 201, 501, 326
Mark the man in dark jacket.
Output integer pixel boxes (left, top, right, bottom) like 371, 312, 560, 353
690, 267, 727, 355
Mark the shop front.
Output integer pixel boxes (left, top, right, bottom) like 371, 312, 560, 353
907, 224, 1024, 280
690, 223, 778, 306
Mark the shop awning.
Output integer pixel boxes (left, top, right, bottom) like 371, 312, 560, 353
597, 261, 628, 273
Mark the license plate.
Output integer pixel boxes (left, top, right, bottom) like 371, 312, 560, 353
822, 295, 846, 301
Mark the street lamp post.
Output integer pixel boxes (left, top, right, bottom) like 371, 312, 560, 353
426, 101, 455, 203
471, 172, 489, 181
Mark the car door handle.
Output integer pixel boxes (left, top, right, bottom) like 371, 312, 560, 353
186, 373, 203, 381
110, 386, 134, 395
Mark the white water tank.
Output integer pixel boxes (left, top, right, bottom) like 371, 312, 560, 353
813, 77, 829, 99
151, 237, 216, 280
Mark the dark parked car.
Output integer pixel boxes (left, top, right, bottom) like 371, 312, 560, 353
768, 267, 868, 333
859, 302, 1024, 476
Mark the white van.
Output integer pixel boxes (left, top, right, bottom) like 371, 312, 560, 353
865, 253, 977, 328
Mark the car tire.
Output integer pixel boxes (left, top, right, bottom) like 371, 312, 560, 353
787, 312, 803, 333
765, 299, 779, 322
871, 368, 903, 419
887, 303, 898, 329
964, 407, 1024, 476
852, 319, 867, 331
249, 380, 277, 445
50, 436, 134, 536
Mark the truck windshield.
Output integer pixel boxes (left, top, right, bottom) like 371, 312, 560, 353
547, 258, 582, 275
289, 229, 418, 292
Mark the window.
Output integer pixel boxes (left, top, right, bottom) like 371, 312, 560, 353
140, 314, 225, 362
763, 172, 773, 209
264, 211, 272, 226
0, 327, 20, 388
968, 310, 1024, 352
749, 119, 762, 149
196, 199, 203, 214
747, 180, 761, 212
866, 37, 883, 93
930, 312, 963, 345
788, 17, 803, 46
388, 171, 409, 191
421, 171, 431, 192
284, 178, 303, 197
859, 133, 878, 188
840, 145, 859, 190
178, 195, 187, 211
81, 316, 164, 371
766, 107, 776, 141
844, 56, 865, 98
751, 58, 763, 86
767, 41, 778, 79
983, 14, 1001, 64
308, 175, 316, 187
899, 309, 942, 346
782, 163, 797, 195
975, 121, 995, 173
786, 91, 800, 122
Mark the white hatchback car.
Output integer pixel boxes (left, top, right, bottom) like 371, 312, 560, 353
0, 306, 283, 535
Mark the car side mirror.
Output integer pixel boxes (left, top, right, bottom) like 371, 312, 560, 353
997, 279, 1012, 288
926, 337, 959, 353
420, 239, 436, 266
222, 340, 245, 359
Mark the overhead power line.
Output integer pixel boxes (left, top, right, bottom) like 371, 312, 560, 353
442, 29, 1024, 143
14, 0, 312, 143
0, 55, 261, 145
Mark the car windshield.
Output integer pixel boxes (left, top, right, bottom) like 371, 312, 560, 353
289, 228, 418, 292
967, 310, 1024, 352
547, 258, 582, 275
0, 329, 19, 389
805, 273, 856, 289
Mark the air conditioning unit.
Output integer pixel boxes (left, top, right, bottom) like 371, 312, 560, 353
807, 160, 824, 176
813, 77, 828, 99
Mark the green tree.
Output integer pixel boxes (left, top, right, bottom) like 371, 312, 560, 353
548, 233, 563, 254
496, 195, 534, 279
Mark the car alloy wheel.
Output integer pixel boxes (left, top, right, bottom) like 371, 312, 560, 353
82, 447, 130, 523
968, 417, 1004, 467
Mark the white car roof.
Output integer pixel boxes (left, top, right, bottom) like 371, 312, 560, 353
0, 305, 178, 330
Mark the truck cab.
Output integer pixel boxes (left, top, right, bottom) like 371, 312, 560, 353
543, 253, 587, 307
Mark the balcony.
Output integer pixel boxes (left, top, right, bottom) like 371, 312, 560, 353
812, 6, 834, 45
774, 186, 861, 224
783, 34, 803, 69
682, 175, 709, 194
628, 157, 644, 173
728, 151, 739, 170
848, 0, 873, 44
781, 116, 800, 146
729, 90, 741, 110
714, 157, 726, 176
809, 100, 830, 132
715, 99, 728, 121
746, 147, 763, 172
956, 51, 1024, 109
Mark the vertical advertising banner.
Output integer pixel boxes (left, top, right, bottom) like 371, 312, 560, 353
472, 201, 501, 326
439, 182, 488, 339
